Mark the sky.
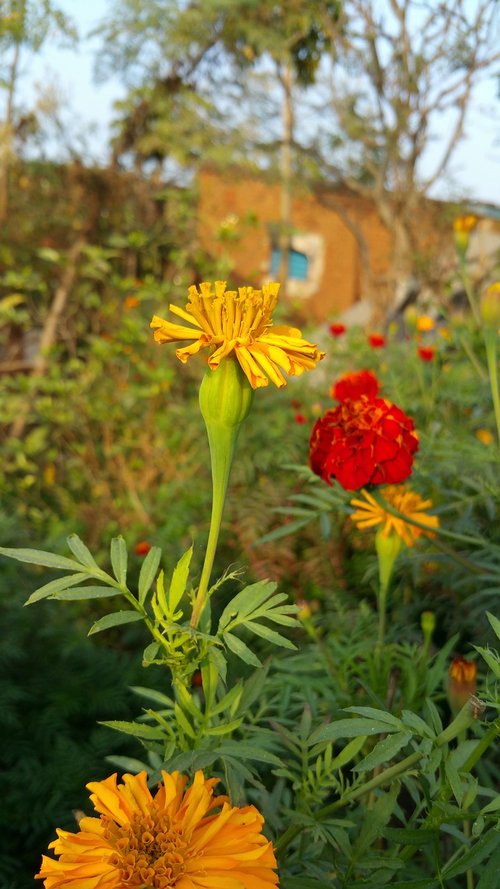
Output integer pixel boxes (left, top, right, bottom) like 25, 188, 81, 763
16, 0, 500, 207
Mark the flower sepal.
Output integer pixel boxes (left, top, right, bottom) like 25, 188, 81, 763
199, 355, 254, 430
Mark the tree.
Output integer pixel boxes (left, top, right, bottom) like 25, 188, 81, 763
304, 0, 500, 310
0, 0, 76, 223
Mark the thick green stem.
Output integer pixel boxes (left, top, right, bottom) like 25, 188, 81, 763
191, 423, 237, 628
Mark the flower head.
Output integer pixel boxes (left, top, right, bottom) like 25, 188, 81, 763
135, 541, 152, 556
368, 333, 386, 349
475, 428, 493, 445
350, 486, 439, 547
448, 656, 477, 714
416, 315, 435, 332
417, 346, 435, 362
309, 396, 418, 491
453, 214, 477, 254
329, 322, 346, 337
151, 280, 324, 389
37, 770, 278, 889
331, 369, 380, 403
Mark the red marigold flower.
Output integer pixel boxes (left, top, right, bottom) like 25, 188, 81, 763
329, 322, 346, 337
135, 541, 152, 556
294, 412, 306, 424
368, 333, 386, 348
309, 396, 419, 491
331, 369, 380, 402
417, 346, 435, 362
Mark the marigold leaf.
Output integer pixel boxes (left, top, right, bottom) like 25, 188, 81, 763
88, 610, 142, 635
223, 632, 262, 667
24, 571, 91, 605
218, 580, 278, 630
168, 545, 193, 613
486, 610, 500, 641
345, 706, 403, 729
244, 620, 296, 650
309, 717, 401, 745
0, 545, 83, 572
99, 720, 166, 740
204, 719, 243, 736
53, 585, 124, 600
354, 732, 411, 774
110, 536, 128, 586
138, 546, 162, 605
66, 534, 101, 571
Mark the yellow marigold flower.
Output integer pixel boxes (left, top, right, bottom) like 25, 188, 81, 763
475, 428, 494, 445
36, 770, 279, 889
350, 486, 439, 548
453, 215, 478, 255
416, 314, 435, 332
151, 280, 324, 389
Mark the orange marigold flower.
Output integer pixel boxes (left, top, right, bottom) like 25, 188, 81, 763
135, 541, 152, 556
331, 369, 380, 403
417, 346, 435, 362
453, 214, 478, 235
36, 770, 279, 889
350, 486, 439, 547
124, 296, 140, 310
329, 322, 346, 337
151, 280, 324, 389
367, 333, 385, 348
416, 315, 435, 332
448, 656, 477, 714
475, 428, 493, 445
309, 396, 419, 491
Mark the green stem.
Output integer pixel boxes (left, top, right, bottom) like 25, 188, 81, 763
484, 328, 500, 447
191, 423, 236, 628
458, 255, 481, 327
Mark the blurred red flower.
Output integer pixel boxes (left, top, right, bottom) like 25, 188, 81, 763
135, 541, 152, 556
329, 323, 346, 337
294, 413, 307, 424
368, 333, 386, 348
331, 369, 380, 402
417, 346, 435, 362
309, 396, 419, 491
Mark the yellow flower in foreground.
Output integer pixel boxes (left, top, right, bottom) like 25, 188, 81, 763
36, 770, 279, 889
151, 280, 324, 389
350, 486, 439, 547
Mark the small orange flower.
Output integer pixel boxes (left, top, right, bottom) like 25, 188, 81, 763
368, 333, 386, 348
417, 346, 435, 362
416, 315, 435, 332
329, 322, 346, 337
37, 770, 279, 889
124, 296, 140, 310
135, 541, 152, 556
453, 215, 477, 254
475, 428, 493, 445
350, 485, 439, 547
448, 657, 477, 714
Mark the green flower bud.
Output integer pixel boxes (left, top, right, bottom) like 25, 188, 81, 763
199, 356, 254, 429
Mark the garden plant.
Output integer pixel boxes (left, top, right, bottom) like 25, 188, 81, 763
1, 228, 499, 888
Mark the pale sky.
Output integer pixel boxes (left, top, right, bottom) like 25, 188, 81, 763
17, 0, 500, 207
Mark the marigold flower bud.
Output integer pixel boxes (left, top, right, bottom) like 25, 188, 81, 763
420, 610, 436, 638
199, 357, 253, 429
480, 282, 500, 329
453, 214, 477, 256
447, 656, 477, 715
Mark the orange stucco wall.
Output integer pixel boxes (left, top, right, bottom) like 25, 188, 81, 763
197, 168, 394, 322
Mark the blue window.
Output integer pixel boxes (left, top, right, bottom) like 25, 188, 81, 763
271, 248, 309, 281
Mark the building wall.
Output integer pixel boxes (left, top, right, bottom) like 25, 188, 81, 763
197, 168, 394, 322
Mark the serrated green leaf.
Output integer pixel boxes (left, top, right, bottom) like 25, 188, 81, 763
309, 718, 401, 745
401, 710, 435, 738
476, 843, 500, 889
0, 545, 83, 572
142, 641, 161, 664
441, 828, 499, 879
174, 704, 196, 739
330, 734, 367, 768
66, 534, 101, 571
244, 620, 296, 649
24, 571, 90, 605
223, 632, 261, 667
105, 755, 152, 774
54, 585, 124, 600
204, 719, 242, 736
110, 536, 128, 586
100, 720, 166, 740
354, 732, 411, 774
138, 546, 162, 606
345, 706, 403, 729
130, 686, 174, 708
218, 580, 277, 631
168, 545, 193, 613
445, 756, 464, 805
382, 827, 436, 845
88, 610, 142, 635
